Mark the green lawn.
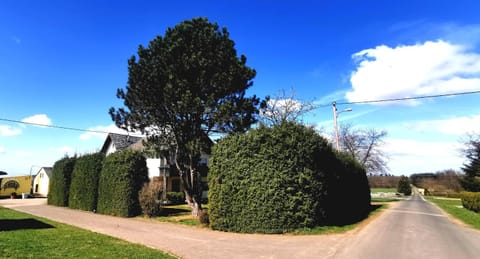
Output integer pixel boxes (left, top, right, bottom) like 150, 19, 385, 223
0, 206, 177, 258
371, 188, 397, 193
153, 204, 207, 227
426, 196, 480, 229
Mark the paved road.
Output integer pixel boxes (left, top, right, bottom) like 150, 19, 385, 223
2, 195, 480, 259
333, 194, 480, 259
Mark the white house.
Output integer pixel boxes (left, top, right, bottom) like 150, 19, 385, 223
32, 167, 53, 197
100, 133, 209, 199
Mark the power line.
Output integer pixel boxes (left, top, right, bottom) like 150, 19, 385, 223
1, 90, 479, 134
333, 90, 480, 106
0, 117, 112, 134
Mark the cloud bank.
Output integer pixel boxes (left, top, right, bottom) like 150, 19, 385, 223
22, 114, 52, 126
347, 40, 480, 104
0, 125, 21, 136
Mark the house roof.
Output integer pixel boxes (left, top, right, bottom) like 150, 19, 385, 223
43, 167, 53, 177
101, 133, 144, 154
34, 167, 53, 178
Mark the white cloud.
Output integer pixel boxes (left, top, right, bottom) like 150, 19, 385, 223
347, 40, 480, 105
0, 125, 22, 136
22, 114, 52, 127
0, 146, 5, 153
407, 115, 480, 136
384, 138, 464, 174
80, 124, 131, 140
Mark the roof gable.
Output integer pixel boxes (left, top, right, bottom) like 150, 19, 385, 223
101, 133, 144, 154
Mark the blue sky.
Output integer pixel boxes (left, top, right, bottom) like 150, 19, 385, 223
1, 0, 480, 176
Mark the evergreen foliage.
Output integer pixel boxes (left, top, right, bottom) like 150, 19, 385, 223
97, 150, 149, 217
208, 122, 371, 233
48, 156, 77, 206
461, 151, 480, 191
109, 18, 263, 213
397, 176, 412, 195
460, 135, 480, 191
68, 153, 105, 211
166, 192, 185, 205
324, 151, 371, 224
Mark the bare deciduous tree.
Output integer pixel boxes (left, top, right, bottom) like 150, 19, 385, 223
339, 123, 388, 174
260, 88, 316, 126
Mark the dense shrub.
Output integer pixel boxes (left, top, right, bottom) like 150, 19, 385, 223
139, 180, 163, 217
208, 122, 371, 233
461, 192, 480, 212
397, 176, 412, 195
68, 153, 105, 211
97, 150, 149, 217
48, 156, 77, 206
324, 151, 371, 225
167, 192, 185, 204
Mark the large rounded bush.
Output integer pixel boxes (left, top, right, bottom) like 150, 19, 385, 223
209, 122, 371, 233
208, 122, 333, 233
324, 151, 371, 225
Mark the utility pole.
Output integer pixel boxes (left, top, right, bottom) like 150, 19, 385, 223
333, 102, 339, 150
332, 101, 352, 150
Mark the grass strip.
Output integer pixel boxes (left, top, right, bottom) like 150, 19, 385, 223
426, 196, 480, 229
0, 206, 177, 258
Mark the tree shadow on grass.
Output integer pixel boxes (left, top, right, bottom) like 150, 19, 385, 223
0, 219, 54, 231
160, 207, 191, 217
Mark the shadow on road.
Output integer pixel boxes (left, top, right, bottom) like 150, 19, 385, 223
0, 219, 54, 231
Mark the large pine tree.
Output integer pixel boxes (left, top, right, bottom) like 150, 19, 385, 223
110, 18, 262, 215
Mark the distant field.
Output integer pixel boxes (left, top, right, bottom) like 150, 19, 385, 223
371, 188, 397, 193
0, 207, 176, 258
426, 196, 480, 230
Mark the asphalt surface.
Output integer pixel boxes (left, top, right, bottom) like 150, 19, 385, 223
333, 194, 480, 259
2, 195, 480, 259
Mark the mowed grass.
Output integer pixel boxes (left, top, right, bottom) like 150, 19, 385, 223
426, 196, 480, 229
154, 204, 207, 227
0, 207, 177, 258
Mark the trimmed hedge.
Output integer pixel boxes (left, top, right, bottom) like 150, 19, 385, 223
97, 150, 149, 217
461, 191, 480, 213
167, 192, 185, 204
68, 153, 105, 211
208, 122, 371, 233
48, 156, 77, 206
324, 151, 371, 225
